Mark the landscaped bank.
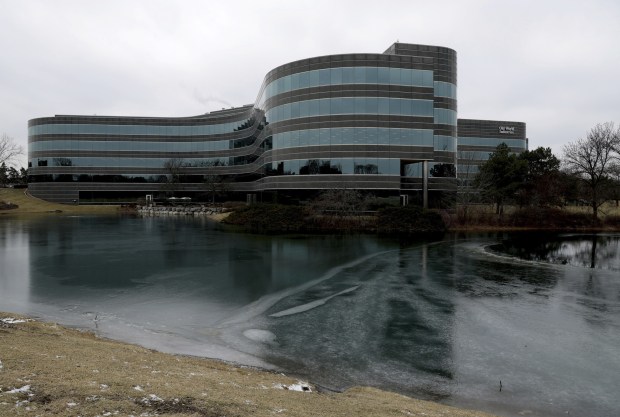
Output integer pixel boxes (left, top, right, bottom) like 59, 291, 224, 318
0, 314, 497, 417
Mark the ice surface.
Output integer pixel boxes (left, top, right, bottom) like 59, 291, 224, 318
269, 286, 359, 318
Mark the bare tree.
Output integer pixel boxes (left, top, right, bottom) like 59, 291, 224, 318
203, 174, 229, 204
608, 163, 620, 207
160, 158, 187, 196
562, 122, 620, 219
0, 134, 24, 167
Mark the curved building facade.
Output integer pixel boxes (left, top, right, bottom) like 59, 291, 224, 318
28, 43, 514, 205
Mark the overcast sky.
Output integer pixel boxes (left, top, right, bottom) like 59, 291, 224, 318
1, 0, 619, 167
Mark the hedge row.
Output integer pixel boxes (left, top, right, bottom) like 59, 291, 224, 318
223, 204, 446, 235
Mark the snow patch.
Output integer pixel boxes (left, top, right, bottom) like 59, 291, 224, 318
0, 317, 32, 324
7, 385, 31, 394
243, 329, 278, 344
141, 394, 163, 405
272, 381, 312, 392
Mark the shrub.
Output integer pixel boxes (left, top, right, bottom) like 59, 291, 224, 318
0, 201, 18, 210
602, 215, 620, 228
223, 204, 307, 233
509, 207, 599, 229
377, 206, 446, 234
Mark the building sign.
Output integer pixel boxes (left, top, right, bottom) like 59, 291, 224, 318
499, 126, 515, 134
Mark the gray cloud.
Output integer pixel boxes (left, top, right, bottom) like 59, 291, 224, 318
1, 0, 619, 167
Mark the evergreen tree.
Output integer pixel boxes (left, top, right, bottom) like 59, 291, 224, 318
0, 163, 8, 186
474, 143, 527, 214
518, 147, 562, 207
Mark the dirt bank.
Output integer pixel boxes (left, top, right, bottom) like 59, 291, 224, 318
0, 313, 498, 417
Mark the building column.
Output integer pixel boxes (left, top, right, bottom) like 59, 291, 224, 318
423, 160, 428, 209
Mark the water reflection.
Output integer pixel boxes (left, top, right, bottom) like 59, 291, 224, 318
1, 219, 620, 417
0, 220, 30, 309
491, 233, 620, 271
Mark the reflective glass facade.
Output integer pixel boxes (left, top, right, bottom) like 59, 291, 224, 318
457, 119, 528, 181
28, 43, 524, 204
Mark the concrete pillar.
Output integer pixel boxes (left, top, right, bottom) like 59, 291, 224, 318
423, 160, 428, 209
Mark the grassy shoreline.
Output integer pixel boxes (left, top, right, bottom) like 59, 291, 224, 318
0, 188, 120, 216
0, 313, 498, 417
3, 188, 619, 232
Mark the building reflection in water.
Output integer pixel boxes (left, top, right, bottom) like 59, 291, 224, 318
0, 219, 31, 311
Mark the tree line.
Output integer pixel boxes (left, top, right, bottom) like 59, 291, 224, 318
473, 122, 620, 219
0, 133, 27, 187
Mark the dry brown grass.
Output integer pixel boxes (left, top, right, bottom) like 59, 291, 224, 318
0, 188, 119, 216
0, 313, 498, 417
448, 202, 620, 231
564, 201, 620, 217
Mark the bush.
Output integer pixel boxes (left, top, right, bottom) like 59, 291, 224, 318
223, 204, 307, 233
602, 215, 620, 228
509, 207, 599, 229
0, 201, 18, 210
377, 206, 446, 235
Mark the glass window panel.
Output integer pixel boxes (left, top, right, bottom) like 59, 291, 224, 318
390, 128, 402, 145
341, 98, 354, 114
401, 68, 413, 86
354, 97, 365, 114
332, 127, 343, 145
389, 67, 401, 85
354, 67, 365, 83
378, 158, 389, 174
309, 70, 320, 88
341, 158, 354, 174
401, 99, 412, 115
291, 73, 300, 90
282, 103, 291, 120
331, 67, 342, 84
366, 97, 378, 114
378, 98, 389, 114
422, 70, 433, 87
290, 130, 299, 147
307, 129, 319, 146
319, 98, 331, 115
319, 128, 330, 145
308, 99, 319, 116
378, 67, 390, 84
299, 100, 310, 118
365, 66, 378, 83
319, 68, 330, 85
299, 71, 309, 89
284, 160, 299, 175
354, 127, 366, 145
342, 127, 354, 144
389, 98, 401, 115
299, 130, 309, 147
290, 101, 300, 118
415, 100, 434, 116
331, 97, 343, 114
342, 67, 355, 84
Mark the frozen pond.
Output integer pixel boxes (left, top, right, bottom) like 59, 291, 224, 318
1, 216, 619, 417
